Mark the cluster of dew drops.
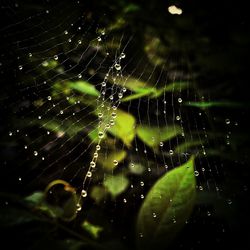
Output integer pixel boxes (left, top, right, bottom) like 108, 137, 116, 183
76, 44, 127, 212
10, 24, 237, 216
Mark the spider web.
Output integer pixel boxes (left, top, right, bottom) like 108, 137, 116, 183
0, 0, 235, 244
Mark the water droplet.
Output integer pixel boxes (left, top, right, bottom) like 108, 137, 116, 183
24, 145, 27, 149
68, 38, 72, 43
101, 81, 106, 87
78, 73, 82, 78
140, 181, 144, 187
9, 131, 12, 136
227, 199, 232, 205
93, 152, 98, 158
169, 150, 174, 155
123, 198, 127, 203
38, 116, 41, 120
90, 161, 96, 168
97, 36, 102, 42
176, 115, 181, 121
120, 52, 126, 59
78, 40, 82, 44
81, 190, 87, 197
140, 194, 144, 199
54, 55, 58, 60
101, 30, 105, 35
86, 171, 92, 177
76, 203, 82, 211
178, 98, 182, 103
115, 63, 121, 71
28, 53, 32, 57
98, 113, 103, 118
96, 145, 101, 151
110, 119, 115, 126
42, 61, 49, 67
47, 96, 52, 101
159, 142, 164, 147
225, 119, 230, 125
18, 177, 22, 181
113, 160, 118, 166
98, 131, 104, 138
34, 151, 38, 156
111, 112, 117, 119
152, 212, 157, 218
109, 95, 114, 100
194, 170, 199, 176
18, 65, 23, 70
122, 87, 127, 92
60, 110, 64, 115
118, 93, 123, 99
207, 211, 211, 216
64, 30, 68, 35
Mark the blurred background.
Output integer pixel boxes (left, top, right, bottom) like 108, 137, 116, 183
0, 0, 250, 249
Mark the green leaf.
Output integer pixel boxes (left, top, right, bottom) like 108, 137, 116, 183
137, 156, 196, 249
81, 220, 103, 239
151, 82, 190, 98
25, 192, 44, 204
108, 109, 136, 147
42, 59, 58, 68
37, 119, 85, 138
113, 77, 153, 93
90, 186, 107, 204
117, 78, 189, 102
137, 125, 182, 148
68, 81, 99, 97
122, 90, 154, 102
38, 203, 64, 219
184, 101, 242, 109
97, 150, 127, 171
25, 191, 64, 219
103, 174, 129, 199
129, 163, 145, 175
163, 81, 190, 92
123, 3, 140, 13
174, 140, 204, 154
